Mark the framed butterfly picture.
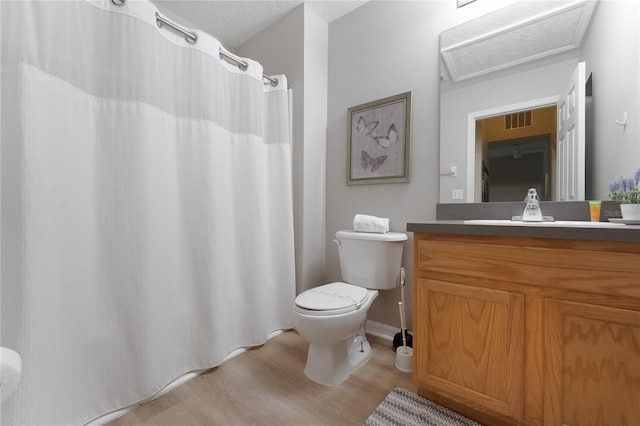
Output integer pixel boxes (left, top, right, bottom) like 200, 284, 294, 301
347, 92, 412, 185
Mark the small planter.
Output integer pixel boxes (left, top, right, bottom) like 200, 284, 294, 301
620, 204, 640, 220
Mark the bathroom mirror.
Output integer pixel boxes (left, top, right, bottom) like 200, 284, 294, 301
439, 0, 639, 204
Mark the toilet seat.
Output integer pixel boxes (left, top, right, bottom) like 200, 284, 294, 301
295, 282, 369, 316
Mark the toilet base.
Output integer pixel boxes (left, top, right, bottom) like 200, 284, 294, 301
304, 331, 372, 386
347, 333, 372, 373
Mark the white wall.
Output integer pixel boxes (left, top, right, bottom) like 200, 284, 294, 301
580, 0, 640, 199
238, 5, 328, 295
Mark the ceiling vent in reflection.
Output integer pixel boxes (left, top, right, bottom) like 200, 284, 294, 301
505, 110, 532, 130
441, 0, 598, 82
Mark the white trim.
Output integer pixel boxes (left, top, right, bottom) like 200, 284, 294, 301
466, 95, 560, 203
365, 319, 404, 341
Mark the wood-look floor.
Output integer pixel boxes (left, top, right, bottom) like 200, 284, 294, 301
109, 330, 416, 425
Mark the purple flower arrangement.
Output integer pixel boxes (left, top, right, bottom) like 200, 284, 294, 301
609, 168, 640, 204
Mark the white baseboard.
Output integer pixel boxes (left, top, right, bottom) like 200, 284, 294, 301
365, 320, 405, 341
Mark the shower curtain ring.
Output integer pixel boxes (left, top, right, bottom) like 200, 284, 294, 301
111, 0, 126, 6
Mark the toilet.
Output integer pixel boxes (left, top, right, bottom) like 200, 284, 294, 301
293, 230, 407, 386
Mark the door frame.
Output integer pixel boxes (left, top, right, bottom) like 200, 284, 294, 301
466, 96, 559, 203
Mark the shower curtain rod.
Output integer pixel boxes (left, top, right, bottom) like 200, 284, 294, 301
218, 50, 279, 87
111, 0, 279, 87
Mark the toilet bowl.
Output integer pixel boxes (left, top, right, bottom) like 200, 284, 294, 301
294, 230, 407, 386
294, 282, 378, 386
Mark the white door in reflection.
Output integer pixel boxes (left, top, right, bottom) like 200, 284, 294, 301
557, 62, 586, 201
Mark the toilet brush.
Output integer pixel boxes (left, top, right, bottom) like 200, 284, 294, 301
393, 268, 413, 349
398, 302, 407, 352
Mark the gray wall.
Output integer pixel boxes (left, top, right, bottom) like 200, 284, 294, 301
326, 1, 445, 329
439, 0, 640, 204
440, 58, 578, 203
325, 0, 531, 330
581, 0, 640, 199
327, 0, 640, 330
242, 0, 639, 332
238, 5, 329, 296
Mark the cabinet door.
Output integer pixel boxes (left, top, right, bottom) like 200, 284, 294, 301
415, 279, 524, 419
545, 299, 640, 425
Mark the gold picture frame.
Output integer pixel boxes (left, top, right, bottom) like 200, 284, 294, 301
346, 92, 412, 185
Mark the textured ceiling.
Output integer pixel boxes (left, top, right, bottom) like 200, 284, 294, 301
440, 0, 598, 82
151, 1, 369, 49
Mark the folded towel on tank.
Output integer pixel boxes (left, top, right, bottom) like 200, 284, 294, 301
353, 214, 389, 233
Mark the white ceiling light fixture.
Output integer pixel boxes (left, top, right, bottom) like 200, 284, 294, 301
441, 0, 598, 82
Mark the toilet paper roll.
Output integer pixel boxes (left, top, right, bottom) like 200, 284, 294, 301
1, 347, 22, 404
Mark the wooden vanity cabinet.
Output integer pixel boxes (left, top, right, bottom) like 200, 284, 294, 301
413, 232, 640, 426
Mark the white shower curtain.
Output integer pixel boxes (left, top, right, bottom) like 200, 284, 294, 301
0, 1, 295, 424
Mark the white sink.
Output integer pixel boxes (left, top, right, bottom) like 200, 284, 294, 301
463, 219, 626, 228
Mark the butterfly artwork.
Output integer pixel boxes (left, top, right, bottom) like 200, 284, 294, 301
355, 116, 379, 135
361, 150, 387, 173
373, 124, 399, 148
347, 92, 411, 184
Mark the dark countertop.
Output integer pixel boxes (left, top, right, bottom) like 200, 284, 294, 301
407, 220, 640, 243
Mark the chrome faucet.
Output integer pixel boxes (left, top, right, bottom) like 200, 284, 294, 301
522, 188, 543, 222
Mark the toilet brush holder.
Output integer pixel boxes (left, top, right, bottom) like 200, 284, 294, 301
394, 301, 412, 372
395, 346, 413, 373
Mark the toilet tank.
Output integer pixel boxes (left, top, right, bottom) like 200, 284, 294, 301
334, 230, 407, 290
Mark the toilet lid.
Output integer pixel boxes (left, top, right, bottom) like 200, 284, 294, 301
295, 282, 368, 311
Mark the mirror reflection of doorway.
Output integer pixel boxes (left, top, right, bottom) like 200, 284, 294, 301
478, 105, 557, 202
486, 135, 551, 202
